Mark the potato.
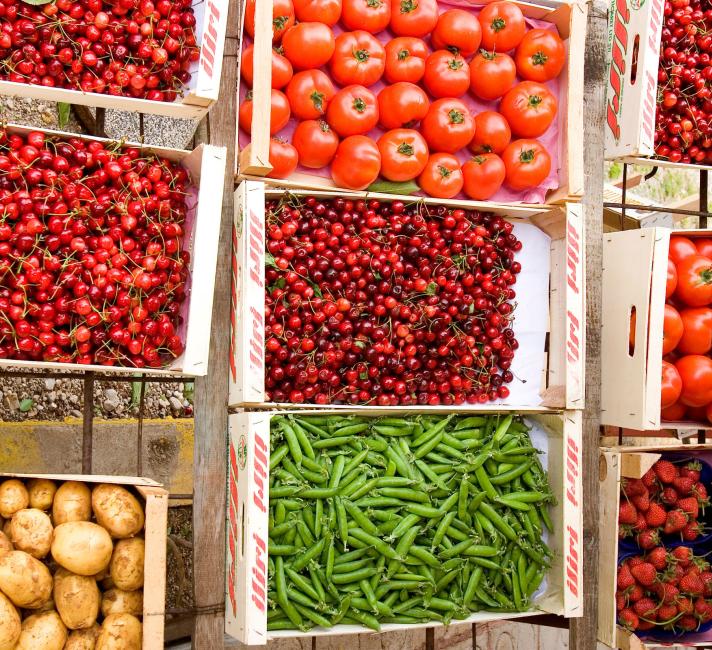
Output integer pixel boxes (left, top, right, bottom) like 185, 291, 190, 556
0, 531, 13, 558
27, 479, 56, 511
65, 624, 100, 650
96, 613, 141, 650
51, 522, 113, 576
52, 482, 90, 525
8, 509, 52, 559
0, 522, 9, 539
16, 611, 67, 650
101, 589, 143, 617
0, 480, 29, 519
0, 591, 20, 650
54, 568, 100, 630
109, 538, 144, 591
91, 485, 144, 539
0, 551, 52, 608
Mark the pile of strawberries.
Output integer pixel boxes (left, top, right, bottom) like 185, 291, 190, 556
617, 545, 712, 633
619, 459, 709, 549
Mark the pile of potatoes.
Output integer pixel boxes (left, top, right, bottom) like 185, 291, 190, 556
0, 478, 147, 650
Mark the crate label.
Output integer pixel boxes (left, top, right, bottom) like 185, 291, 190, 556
229, 220, 239, 384
200, 0, 221, 80
565, 206, 585, 407
246, 207, 265, 378
226, 439, 240, 619
563, 413, 583, 614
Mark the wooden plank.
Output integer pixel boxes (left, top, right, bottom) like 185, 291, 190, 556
314, 630, 426, 650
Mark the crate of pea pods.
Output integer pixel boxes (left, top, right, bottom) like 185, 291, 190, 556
225, 409, 583, 643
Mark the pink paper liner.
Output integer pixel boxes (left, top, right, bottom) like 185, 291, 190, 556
239, 1, 563, 204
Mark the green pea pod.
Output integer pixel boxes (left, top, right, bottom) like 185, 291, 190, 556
348, 477, 380, 501
415, 460, 449, 490
463, 566, 483, 606
490, 460, 533, 486
406, 504, 446, 518
455, 416, 487, 430
349, 528, 401, 560
343, 500, 380, 536
347, 608, 381, 631
342, 449, 369, 477
390, 513, 421, 539
328, 454, 346, 489
313, 436, 352, 449
285, 568, 320, 602
296, 519, 315, 547
270, 520, 295, 539
431, 511, 456, 549
332, 567, 379, 585
462, 545, 499, 558
294, 418, 330, 437
274, 556, 305, 630
293, 602, 331, 628
269, 543, 297, 556
378, 487, 430, 503
439, 538, 475, 560
269, 486, 301, 499
291, 538, 326, 572
279, 420, 304, 467
495, 496, 531, 511
407, 545, 440, 568
289, 419, 315, 460
457, 476, 470, 521
479, 502, 517, 542
270, 445, 289, 470
492, 415, 513, 443
308, 565, 327, 604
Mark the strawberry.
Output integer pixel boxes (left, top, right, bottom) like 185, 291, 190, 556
694, 597, 712, 621
622, 477, 647, 497
694, 481, 708, 500
682, 520, 703, 541
631, 562, 657, 586
681, 460, 702, 482
672, 546, 693, 567
681, 571, 705, 596
669, 563, 686, 584
634, 512, 648, 532
637, 529, 660, 550
701, 571, 712, 596
616, 593, 626, 611
678, 496, 700, 519
627, 584, 644, 602
654, 459, 678, 484
628, 556, 645, 568
658, 603, 678, 621
664, 509, 689, 534
642, 468, 657, 488
617, 563, 636, 590
648, 546, 668, 570
661, 486, 679, 505
633, 597, 657, 620
673, 476, 695, 496
678, 596, 695, 615
656, 582, 680, 604
679, 614, 699, 630
631, 492, 650, 512
619, 608, 639, 631
646, 502, 667, 528
619, 501, 638, 526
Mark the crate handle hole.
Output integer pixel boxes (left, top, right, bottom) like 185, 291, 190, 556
239, 502, 245, 559
630, 34, 640, 85
628, 305, 637, 357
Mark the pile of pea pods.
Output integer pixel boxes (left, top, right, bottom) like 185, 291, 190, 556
267, 413, 555, 632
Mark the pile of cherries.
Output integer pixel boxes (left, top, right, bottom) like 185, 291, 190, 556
264, 196, 522, 406
655, 0, 712, 164
0, 0, 199, 101
0, 129, 190, 367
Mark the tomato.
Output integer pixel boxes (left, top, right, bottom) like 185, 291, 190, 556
281, 23, 335, 70
678, 307, 712, 355
420, 98, 475, 154
378, 82, 429, 129
661, 400, 687, 421
341, 0, 390, 34
384, 37, 429, 83
431, 9, 482, 58
390, 0, 438, 37
331, 31, 386, 87
515, 28, 566, 82
669, 236, 698, 265
331, 135, 381, 190
661, 359, 683, 409
240, 46, 293, 90
462, 154, 505, 200
239, 89, 290, 135
377, 129, 429, 182
675, 255, 712, 307
707, 402, 712, 425
662, 303, 684, 355
468, 51, 516, 101
478, 1, 526, 52
326, 85, 379, 137
675, 355, 712, 407
286, 70, 335, 121
423, 50, 470, 99
244, 0, 295, 42
418, 153, 463, 199
292, 120, 339, 168
502, 139, 551, 191
697, 238, 712, 258
293, 0, 341, 25
267, 139, 298, 179
499, 81, 558, 138
470, 111, 511, 154
667, 258, 678, 298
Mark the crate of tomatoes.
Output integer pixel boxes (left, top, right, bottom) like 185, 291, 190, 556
602, 229, 712, 431
236, 0, 586, 204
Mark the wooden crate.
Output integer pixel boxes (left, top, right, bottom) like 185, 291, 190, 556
228, 180, 585, 411
0, 124, 227, 377
601, 228, 712, 431
0, 473, 167, 649
235, 0, 587, 205
0, 0, 228, 120
225, 409, 583, 645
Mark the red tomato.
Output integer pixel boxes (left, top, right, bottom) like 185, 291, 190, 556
431, 9, 482, 57
286, 70, 335, 121
462, 154, 506, 201
675, 255, 712, 307
331, 31, 386, 87
420, 98, 475, 153
377, 82, 429, 129
293, 0, 341, 25
678, 307, 712, 355
384, 37, 429, 83
696, 238, 712, 258
331, 136, 381, 190
470, 111, 511, 154
281, 23, 335, 70
341, 0, 390, 33
241, 45, 293, 89
239, 89, 290, 135
390, 0, 438, 37
662, 303, 684, 355
267, 139, 298, 179
502, 139, 551, 191
468, 51, 517, 101
292, 120, 339, 168
244, 0, 295, 41
326, 85, 379, 137
707, 402, 712, 425
669, 236, 698, 265
667, 259, 678, 298
478, 1, 526, 52
661, 360, 683, 409
499, 81, 558, 138
515, 28, 566, 82
423, 50, 470, 98
661, 400, 687, 421
377, 129, 429, 182
675, 355, 712, 407
418, 153, 463, 199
